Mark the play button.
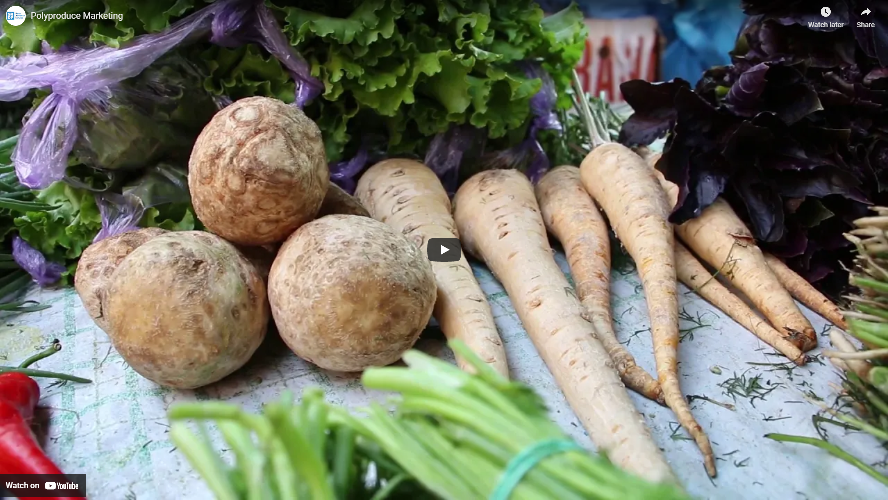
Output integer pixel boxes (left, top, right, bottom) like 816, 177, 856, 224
427, 238, 462, 263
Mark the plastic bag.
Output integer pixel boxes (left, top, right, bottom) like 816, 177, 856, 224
0, 0, 322, 189
93, 163, 192, 243
12, 235, 66, 287
328, 134, 389, 194
481, 63, 561, 184
661, 1, 745, 83
72, 53, 219, 172
329, 143, 371, 195
424, 125, 481, 195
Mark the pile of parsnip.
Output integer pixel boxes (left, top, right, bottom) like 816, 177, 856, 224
72, 89, 847, 488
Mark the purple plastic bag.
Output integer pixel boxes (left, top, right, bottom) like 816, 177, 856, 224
482, 63, 562, 183
328, 134, 387, 194
209, 0, 323, 107
12, 235, 66, 287
94, 192, 143, 242
329, 144, 370, 195
0, 0, 322, 189
93, 163, 191, 243
424, 125, 482, 195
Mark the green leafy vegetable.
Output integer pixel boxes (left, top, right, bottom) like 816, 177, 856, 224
73, 52, 219, 171
168, 340, 690, 500
13, 180, 103, 263
1, 0, 587, 164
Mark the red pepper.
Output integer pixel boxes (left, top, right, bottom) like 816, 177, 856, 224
0, 369, 86, 499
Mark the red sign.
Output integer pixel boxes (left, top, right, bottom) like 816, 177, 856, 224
575, 17, 660, 103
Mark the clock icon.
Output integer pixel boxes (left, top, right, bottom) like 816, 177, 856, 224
821, 6, 831, 17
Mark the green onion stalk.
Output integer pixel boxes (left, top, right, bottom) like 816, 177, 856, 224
168, 341, 690, 500
767, 209, 888, 487
0, 135, 53, 313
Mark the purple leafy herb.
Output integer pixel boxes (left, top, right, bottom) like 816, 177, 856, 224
616, 1, 888, 294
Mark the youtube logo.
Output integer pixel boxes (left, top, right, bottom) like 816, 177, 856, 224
427, 238, 462, 263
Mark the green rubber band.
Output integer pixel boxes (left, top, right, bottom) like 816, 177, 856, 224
489, 439, 584, 500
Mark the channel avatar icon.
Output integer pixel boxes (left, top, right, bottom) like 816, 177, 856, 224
5, 5, 26, 26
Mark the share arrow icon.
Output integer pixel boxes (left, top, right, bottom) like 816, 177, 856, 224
862, 8, 872, 15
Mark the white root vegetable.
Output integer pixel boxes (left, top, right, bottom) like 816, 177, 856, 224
647, 154, 817, 352
764, 253, 847, 330
268, 215, 437, 372
674, 242, 807, 365
535, 165, 662, 402
355, 159, 508, 377
453, 169, 675, 484
580, 143, 715, 476
188, 96, 328, 245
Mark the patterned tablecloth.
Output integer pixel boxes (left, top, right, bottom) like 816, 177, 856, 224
4, 252, 884, 499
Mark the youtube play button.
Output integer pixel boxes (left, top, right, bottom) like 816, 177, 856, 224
427, 238, 462, 263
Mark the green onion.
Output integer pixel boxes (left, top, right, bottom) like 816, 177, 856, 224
168, 340, 690, 500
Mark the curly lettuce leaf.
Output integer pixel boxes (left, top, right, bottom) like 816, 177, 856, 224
14, 181, 102, 262
277, 0, 585, 161
3, 0, 587, 181
141, 204, 198, 231
198, 44, 298, 104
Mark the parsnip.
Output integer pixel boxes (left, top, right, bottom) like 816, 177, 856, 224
648, 158, 817, 352
453, 169, 675, 484
536, 165, 663, 403
764, 253, 847, 330
675, 242, 807, 365
580, 143, 715, 477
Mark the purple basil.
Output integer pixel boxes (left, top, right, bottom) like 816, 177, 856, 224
617, 2, 888, 294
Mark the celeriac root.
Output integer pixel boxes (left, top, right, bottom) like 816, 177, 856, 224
355, 159, 509, 377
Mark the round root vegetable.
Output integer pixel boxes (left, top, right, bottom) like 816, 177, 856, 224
103, 231, 269, 389
355, 159, 508, 377
268, 215, 436, 372
675, 243, 807, 365
188, 96, 328, 246
648, 155, 817, 352
453, 169, 675, 484
74, 227, 168, 333
536, 165, 662, 402
580, 143, 715, 477
318, 183, 370, 218
764, 253, 847, 330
